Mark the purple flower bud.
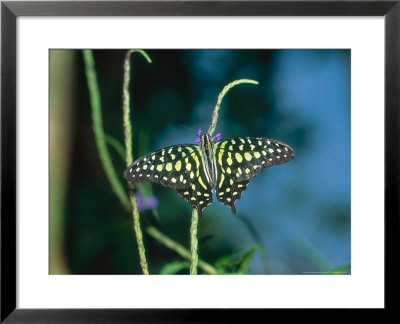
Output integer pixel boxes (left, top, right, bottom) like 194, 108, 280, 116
146, 196, 159, 210
135, 194, 144, 211
135, 193, 159, 212
195, 128, 202, 145
212, 132, 222, 142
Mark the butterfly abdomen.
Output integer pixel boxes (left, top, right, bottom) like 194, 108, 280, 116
200, 134, 218, 187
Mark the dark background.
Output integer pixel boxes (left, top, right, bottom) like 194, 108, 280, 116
49, 49, 350, 274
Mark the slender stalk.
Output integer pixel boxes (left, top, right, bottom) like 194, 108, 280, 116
129, 191, 149, 274
186, 79, 260, 275
146, 226, 217, 275
122, 49, 152, 275
207, 79, 259, 137
105, 134, 126, 161
127, 186, 149, 274
123, 50, 152, 166
190, 209, 199, 275
50, 50, 75, 274
82, 50, 131, 211
237, 213, 270, 273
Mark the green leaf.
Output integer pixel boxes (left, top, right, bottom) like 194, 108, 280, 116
160, 261, 190, 275
236, 246, 257, 274
328, 262, 351, 275
215, 250, 240, 268
199, 234, 215, 246
215, 246, 258, 274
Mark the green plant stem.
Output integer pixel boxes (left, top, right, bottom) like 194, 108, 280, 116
237, 213, 270, 273
129, 188, 149, 274
146, 226, 217, 275
190, 208, 199, 275
122, 50, 152, 275
105, 134, 126, 161
82, 49, 131, 211
207, 79, 259, 137
123, 50, 152, 166
183, 79, 259, 275
50, 50, 75, 274
293, 235, 332, 272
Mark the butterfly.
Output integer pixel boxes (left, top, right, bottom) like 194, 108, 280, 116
124, 133, 295, 216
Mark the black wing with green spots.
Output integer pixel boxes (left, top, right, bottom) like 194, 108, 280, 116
212, 137, 295, 213
123, 144, 213, 216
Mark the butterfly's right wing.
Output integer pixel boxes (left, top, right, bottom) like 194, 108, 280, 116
213, 137, 295, 214
124, 144, 212, 216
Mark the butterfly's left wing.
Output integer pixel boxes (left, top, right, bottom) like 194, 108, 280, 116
124, 144, 212, 216
213, 137, 295, 213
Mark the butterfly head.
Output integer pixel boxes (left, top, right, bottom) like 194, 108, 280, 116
200, 133, 212, 150
195, 128, 222, 145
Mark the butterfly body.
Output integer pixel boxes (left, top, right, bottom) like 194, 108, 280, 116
199, 134, 218, 187
124, 134, 295, 216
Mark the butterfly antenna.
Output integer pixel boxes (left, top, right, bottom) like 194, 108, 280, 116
217, 111, 228, 125
172, 123, 196, 133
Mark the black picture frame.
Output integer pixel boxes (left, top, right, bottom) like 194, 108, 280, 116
1, 0, 399, 321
